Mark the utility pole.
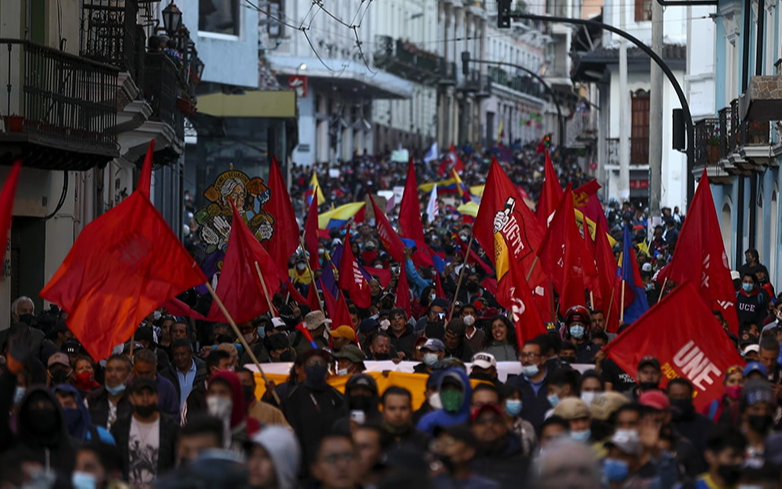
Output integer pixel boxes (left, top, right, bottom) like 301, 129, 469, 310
618, 4, 630, 202
649, 0, 664, 226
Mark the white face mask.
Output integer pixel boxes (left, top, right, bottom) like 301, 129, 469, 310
296, 263, 307, 271
380, 319, 390, 331
428, 392, 443, 410
580, 391, 600, 406
337, 368, 349, 376
207, 396, 233, 419
463, 315, 476, 327
423, 352, 439, 367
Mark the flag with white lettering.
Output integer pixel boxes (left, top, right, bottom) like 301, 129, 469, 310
603, 282, 744, 410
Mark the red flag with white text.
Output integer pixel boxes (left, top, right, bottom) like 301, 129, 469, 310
536, 151, 563, 229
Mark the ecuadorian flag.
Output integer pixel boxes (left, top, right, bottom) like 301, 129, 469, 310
304, 171, 325, 206
318, 202, 365, 230
453, 169, 471, 204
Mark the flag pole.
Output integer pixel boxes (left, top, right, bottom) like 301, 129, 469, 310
253, 261, 277, 315
589, 290, 595, 310
204, 281, 281, 405
659, 277, 668, 301
619, 280, 626, 323
605, 288, 616, 329
525, 256, 539, 282
449, 232, 476, 321
298, 236, 325, 313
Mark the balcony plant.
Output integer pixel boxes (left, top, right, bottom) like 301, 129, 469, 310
3, 114, 24, 133
706, 133, 720, 164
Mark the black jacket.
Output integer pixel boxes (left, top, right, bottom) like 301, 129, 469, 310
160, 357, 208, 404
388, 325, 417, 359
472, 433, 531, 489
506, 371, 551, 433
111, 413, 179, 481
86, 386, 133, 430
282, 383, 346, 474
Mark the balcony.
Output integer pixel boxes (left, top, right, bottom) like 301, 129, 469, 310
487, 67, 546, 101
373, 35, 448, 85
693, 118, 733, 184
606, 138, 649, 166
718, 98, 774, 169
142, 52, 185, 161
80, 0, 144, 85
738, 74, 782, 122
462, 69, 489, 96
0, 39, 118, 170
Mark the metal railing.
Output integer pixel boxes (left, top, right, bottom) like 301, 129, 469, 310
694, 118, 720, 167
605, 137, 649, 165
80, 0, 143, 83
143, 52, 183, 141
0, 39, 118, 153
374, 35, 444, 83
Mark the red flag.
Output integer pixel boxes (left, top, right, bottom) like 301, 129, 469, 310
604, 282, 744, 410
594, 218, 621, 333
304, 191, 321, 271
162, 298, 206, 320
283, 276, 308, 305
370, 195, 405, 263
0, 162, 21, 266
665, 170, 738, 333
536, 151, 563, 228
338, 228, 372, 308
264, 156, 299, 271
136, 140, 154, 199
573, 179, 608, 230
496, 257, 547, 347
395, 266, 412, 316
399, 159, 432, 266
321, 283, 338, 320
334, 290, 354, 328
365, 266, 392, 288
306, 280, 321, 313
434, 272, 446, 298
40, 142, 206, 361
538, 186, 586, 312
207, 203, 286, 323
582, 219, 601, 306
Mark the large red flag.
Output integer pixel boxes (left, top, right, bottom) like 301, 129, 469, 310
264, 156, 299, 271
536, 151, 563, 228
604, 282, 744, 410
398, 159, 433, 267
496, 255, 547, 347
41, 141, 206, 360
338, 229, 372, 308
538, 186, 587, 312
0, 162, 21, 266
594, 218, 621, 333
665, 170, 738, 333
573, 179, 609, 231
370, 195, 405, 263
206, 203, 289, 323
322, 285, 352, 328
395, 266, 412, 316
304, 191, 321, 271
162, 297, 206, 320
306, 280, 321, 312
582, 219, 601, 307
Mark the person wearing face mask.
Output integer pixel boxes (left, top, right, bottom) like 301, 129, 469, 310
280, 349, 346, 477
235, 367, 289, 428
46, 352, 73, 387
345, 374, 381, 425
71, 442, 125, 489
470, 403, 531, 487
289, 256, 314, 291
237, 320, 271, 366
667, 379, 715, 463
578, 370, 605, 407
507, 338, 552, 432
414, 338, 446, 374
416, 368, 473, 435
460, 304, 485, 354
677, 425, 747, 489
458, 273, 499, 308
182, 349, 234, 425
561, 306, 598, 364
110, 378, 179, 484
602, 428, 659, 489
545, 368, 580, 416
482, 315, 518, 362
737, 273, 768, 329
552, 398, 592, 443
333, 344, 367, 375
739, 379, 776, 466
495, 384, 537, 457
53, 383, 116, 447
205, 370, 261, 452
626, 356, 663, 401
86, 354, 133, 431
703, 365, 745, 426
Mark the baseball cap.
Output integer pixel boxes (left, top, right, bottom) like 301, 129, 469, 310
332, 344, 365, 363
743, 361, 768, 378
470, 403, 503, 423
552, 398, 590, 420
590, 392, 630, 421
731, 270, 741, 281
271, 317, 286, 328
61, 339, 81, 356
330, 325, 357, 341
639, 390, 671, 411
638, 356, 661, 371
129, 377, 157, 394
304, 311, 331, 331
471, 352, 497, 370
47, 352, 71, 369
741, 379, 775, 408
641, 262, 653, 273
605, 428, 643, 457
421, 338, 445, 352
742, 344, 760, 355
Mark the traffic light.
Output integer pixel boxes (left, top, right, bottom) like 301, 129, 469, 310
461, 51, 470, 76
672, 109, 685, 151
498, 0, 512, 28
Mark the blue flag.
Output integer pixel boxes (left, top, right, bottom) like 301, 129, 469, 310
619, 225, 649, 324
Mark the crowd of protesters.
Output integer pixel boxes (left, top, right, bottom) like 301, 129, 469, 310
2, 144, 782, 489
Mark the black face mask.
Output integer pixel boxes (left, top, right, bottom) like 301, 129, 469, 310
639, 381, 659, 392
561, 356, 577, 364
134, 403, 158, 418
18, 314, 36, 326
466, 282, 479, 293
670, 399, 695, 421
349, 395, 375, 413
470, 372, 494, 382
50, 370, 72, 385
304, 365, 328, 389
29, 407, 59, 436
716, 463, 742, 486
243, 384, 256, 403
747, 414, 773, 433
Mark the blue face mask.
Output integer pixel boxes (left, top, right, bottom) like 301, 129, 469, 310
569, 325, 585, 339
71, 471, 97, 489
14, 386, 25, 405
603, 458, 629, 482
504, 399, 522, 416
570, 429, 591, 442
521, 365, 539, 378
547, 394, 560, 407
742, 283, 754, 293
105, 383, 126, 396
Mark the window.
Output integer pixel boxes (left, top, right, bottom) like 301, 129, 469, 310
199, 0, 240, 36
630, 90, 649, 164
635, 0, 652, 22
267, 1, 283, 38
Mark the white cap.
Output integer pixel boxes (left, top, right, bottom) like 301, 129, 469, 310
471, 352, 497, 369
641, 263, 653, 273
272, 317, 286, 328
731, 270, 741, 281
743, 344, 760, 355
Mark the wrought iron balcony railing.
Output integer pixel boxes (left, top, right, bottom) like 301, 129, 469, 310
606, 138, 649, 166
80, 0, 144, 84
144, 52, 184, 141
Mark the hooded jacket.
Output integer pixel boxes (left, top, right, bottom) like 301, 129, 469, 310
250, 426, 301, 489
52, 383, 114, 445
416, 368, 472, 435
345, 374, 381, 423
208, 371, 261, 448
13, 385, 76, 474
388, 324, 417, 359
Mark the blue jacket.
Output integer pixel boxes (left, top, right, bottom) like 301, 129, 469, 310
417, 368, 473, 435
52, 384, 115, 445
506, 370, 551, 433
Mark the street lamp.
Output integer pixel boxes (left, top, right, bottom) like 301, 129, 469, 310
162, 2, 183, 36
298, 63, 307, 71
